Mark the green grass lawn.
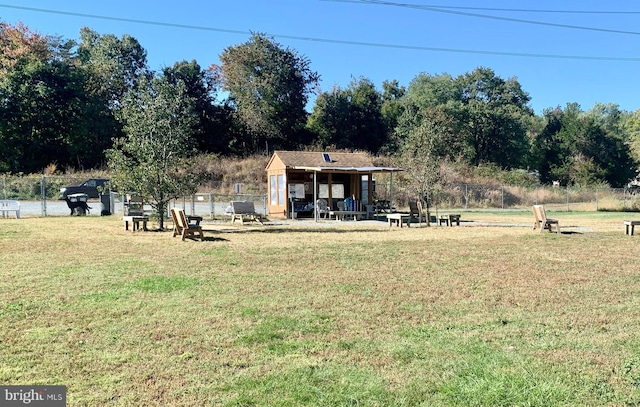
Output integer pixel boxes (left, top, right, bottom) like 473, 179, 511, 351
2, 211, 640, 406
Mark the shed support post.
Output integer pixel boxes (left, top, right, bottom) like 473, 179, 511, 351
313, 171, 318, 222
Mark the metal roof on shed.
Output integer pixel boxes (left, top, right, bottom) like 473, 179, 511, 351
266, 151, 401, 172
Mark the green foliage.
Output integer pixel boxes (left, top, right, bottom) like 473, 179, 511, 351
400, 68, 534, 169
379, 80, 406, 153
0, 176, 47, 199
502, 169, 539, 187
0, 49, 90, 172
472, 164, 539, 187
456, 67, 534, 168
307, 77, 388, 153
77, 27, 149, 107
162, 60, 234, 155
535, 103, 637, 187
0, 24, 149, 173
623, 109, 640, 164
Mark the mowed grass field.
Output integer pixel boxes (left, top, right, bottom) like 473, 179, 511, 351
2, 210, 640, 406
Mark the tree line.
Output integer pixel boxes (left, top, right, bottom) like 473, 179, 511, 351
1, 22, 639, 187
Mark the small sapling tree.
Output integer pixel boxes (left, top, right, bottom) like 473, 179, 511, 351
107, 74, 202, 230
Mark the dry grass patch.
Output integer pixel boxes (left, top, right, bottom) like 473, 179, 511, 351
1, 213, 640, 405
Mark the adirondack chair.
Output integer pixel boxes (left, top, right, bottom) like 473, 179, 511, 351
408, 200, 428, 225
532, 205, 560, 233
171, 207, 204, 241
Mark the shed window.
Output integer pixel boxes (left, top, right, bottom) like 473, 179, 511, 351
277, 174, 286, 205
270, 175, 277, 205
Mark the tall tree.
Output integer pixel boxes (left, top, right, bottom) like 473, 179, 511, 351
623, 109, 640, 166
403, 72, 459, 109
219, 32, 319, 153
0, 22, 51, 76
401, 69, 533, 168
306, 87, 350, 149
532, 106, 564, 184
535, 103, 637, 187
456, 67, 534, 168
379, 79, 406, 153
348, 77, 387, 152
74, 28, 150, 168
77, 28, 149, 108
307, 77, 387, 152
400, 72, 468, 161
162, 60, 236, 155
106, 75, 201, 230
0, 23, 95, 172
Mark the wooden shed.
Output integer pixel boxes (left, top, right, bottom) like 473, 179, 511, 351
265, 151, 400, 219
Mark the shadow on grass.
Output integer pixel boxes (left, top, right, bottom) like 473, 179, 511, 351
201, 235, 229, 242
215, 226, 388, 234
146, 228, 231, 242
175, 234, 229, 242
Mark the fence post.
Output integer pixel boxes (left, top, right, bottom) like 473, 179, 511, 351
566, 186, 570, 212
501, 185, 504, 210
209, 193, 214, 220
263, 194, 267, 216
464, 184, 468, 209
41, 175, 47, 217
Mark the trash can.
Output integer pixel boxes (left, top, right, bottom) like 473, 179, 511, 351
100, 191, 114, 216
67, 193, 89, 216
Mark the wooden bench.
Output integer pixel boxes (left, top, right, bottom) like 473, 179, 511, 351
123, 215, 148, 232
439, 214, 460, 226
387, 213, 411, 227
0, 200, 20, 219
230, 201, 264, 225
624, 220, 640, 235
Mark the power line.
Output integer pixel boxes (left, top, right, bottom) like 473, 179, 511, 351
329, 0, 640, 36
325, 2, 640, 14
0, 4, 249, 36
1, 3, 640, 62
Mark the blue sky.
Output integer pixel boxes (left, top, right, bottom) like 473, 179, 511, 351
1, 0, 639, 115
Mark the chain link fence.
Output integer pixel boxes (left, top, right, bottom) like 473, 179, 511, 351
0, 175, 267, 218
2, 175, 639, 217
